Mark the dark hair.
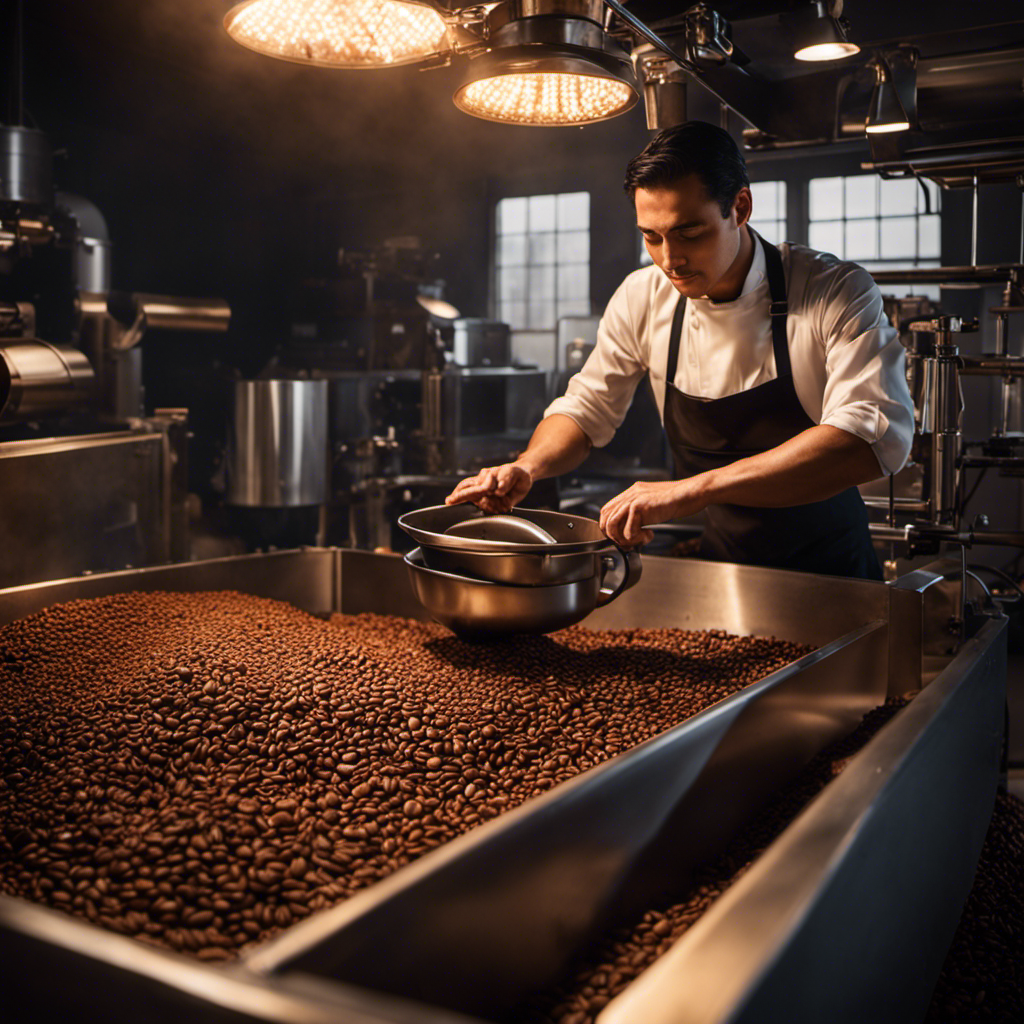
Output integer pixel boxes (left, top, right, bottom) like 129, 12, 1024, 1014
624, 121, 749, 217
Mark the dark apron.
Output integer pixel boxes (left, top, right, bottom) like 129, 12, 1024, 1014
662, 233, 882, 580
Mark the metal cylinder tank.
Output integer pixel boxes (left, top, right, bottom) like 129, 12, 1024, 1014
0, 339, 95, 420
225, 379, 329, 507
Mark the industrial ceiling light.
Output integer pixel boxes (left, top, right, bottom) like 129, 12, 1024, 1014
787, 1, 859, 62
223, 0, 449, 68
453, 0, 639, 126
864, 55, 909, 134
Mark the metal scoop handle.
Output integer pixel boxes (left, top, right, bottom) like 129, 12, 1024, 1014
596, 547, 643, 606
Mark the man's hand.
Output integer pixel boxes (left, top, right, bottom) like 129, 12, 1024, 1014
599, 479, 708, 548
444, 463, 534, 514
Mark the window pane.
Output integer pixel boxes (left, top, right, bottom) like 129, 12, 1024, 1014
922, 179, 941, 214
498, 266, 527, 302
881, 216, 917, 258
497, 233, 526, 267
528, 265, 556, 300
528, 232, 556, 265
879, 177, 919, 217
527, 300, 555, 329
809, 220, 844, 256
845, 176, 877, 220
527, 194, 556, 232
750, 219, 784, 245
559, 230, 589, 263
497, 197, 527, 235
500, 301, 526, 329
810, 177, 843, 220
556, 192, 589, 231
846, 219, 878, 260
750, 181, 780, 219
918, 214, 941, 258
558, 264, 588, 301
558, 299, 591, 319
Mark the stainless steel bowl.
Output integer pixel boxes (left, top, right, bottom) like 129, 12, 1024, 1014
404, 545, 642, 637
398, 505, 610, 554
418, 544, 598, 585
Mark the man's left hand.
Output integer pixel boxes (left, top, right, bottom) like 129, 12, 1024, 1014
599, 479, 707, 548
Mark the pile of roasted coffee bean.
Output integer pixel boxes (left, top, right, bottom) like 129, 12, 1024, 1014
522, 697, 917, 1024
0, 591, 809, 962
924, 789, 1024, 1023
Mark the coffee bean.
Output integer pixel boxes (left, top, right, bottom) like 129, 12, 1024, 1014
0, 592, 811, 970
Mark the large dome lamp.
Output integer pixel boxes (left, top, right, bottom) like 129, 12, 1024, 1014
452, 0, 639, 126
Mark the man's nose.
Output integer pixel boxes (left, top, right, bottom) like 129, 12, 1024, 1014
661, 239, 687, 270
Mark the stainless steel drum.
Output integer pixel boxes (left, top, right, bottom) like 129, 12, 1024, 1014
225, 379, 329, 507
404, 544, 642, 636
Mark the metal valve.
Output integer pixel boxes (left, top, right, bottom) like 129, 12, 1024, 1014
907, 316, 979, 335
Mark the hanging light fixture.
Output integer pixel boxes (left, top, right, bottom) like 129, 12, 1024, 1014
453, 0, 639, 126
864, 55, 910, 134
786, 1, 859, 63
223, 0, 449, 69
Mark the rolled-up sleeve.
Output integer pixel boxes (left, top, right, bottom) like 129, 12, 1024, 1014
544, 276, 649, 448
816, 264, 915, 476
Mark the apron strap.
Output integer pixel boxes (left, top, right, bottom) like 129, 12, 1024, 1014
664, 229, 791, 386
758, 231, 791, 378
665, 291, 687, 385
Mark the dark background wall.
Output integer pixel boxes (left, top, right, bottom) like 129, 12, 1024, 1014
20, 0, 1024, 353
12, 0, 1024, 561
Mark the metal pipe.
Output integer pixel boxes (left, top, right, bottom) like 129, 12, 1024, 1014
862, 497, 931, 514
959, 356, 1024, 376
971, 530, 1024, 546
971, 174, 979, 267
870, 265, 1023, 285
995, 307, 1011, 437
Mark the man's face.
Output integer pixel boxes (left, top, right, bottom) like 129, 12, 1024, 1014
635, 175, 751, 299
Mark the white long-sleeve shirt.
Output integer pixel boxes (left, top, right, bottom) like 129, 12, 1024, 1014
545, 239, 915, 476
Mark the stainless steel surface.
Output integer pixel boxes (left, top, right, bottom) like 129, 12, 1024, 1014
111, 292, 231, 352
601, 615, 1006, 1024
0, 548, 340, 626
0, 430, 169, 588
511, 0, 605, 21
0, 550, 999, 1024
419, 543, 598, 585
226, 380, 329, 507
0, 338, 94, 420
404, 544, 641, 635
0, 126, 52, 205
444, 513, 556, 545
451, 319, 510, 368
399, 504, 611, 553
1, 893, 479, 1024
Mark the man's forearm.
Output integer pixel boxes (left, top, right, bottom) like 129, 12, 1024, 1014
516, 414, 593, 480
697, 424, 883, 507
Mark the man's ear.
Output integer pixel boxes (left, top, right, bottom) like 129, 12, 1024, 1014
733, 186, 753, 228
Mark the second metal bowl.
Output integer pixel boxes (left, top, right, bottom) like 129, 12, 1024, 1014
404, 545, 642, 637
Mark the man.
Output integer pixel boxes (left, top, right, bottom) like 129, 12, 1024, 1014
446, 121, 914, 580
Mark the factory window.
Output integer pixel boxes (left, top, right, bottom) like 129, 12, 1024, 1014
637, 179, 788, 265
749, 180, 787, 245
495, 192, 591, 329
808, 174, 942, 297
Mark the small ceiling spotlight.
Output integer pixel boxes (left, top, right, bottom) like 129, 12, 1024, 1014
865, 50, 916, 134
223, 0, 449, 69
787, 1, 859, 63
453, 0, 638, 126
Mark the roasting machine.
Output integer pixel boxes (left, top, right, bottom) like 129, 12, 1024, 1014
0, 548, 1006, 1024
